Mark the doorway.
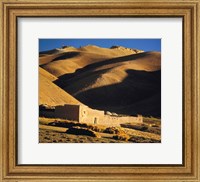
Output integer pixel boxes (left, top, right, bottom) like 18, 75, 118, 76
94, 117, 98, 124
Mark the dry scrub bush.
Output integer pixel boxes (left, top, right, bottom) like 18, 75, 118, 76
66, 126, 101, 138
48, 120, 88, 129
149, 124, 158, 127
104, 127, 126, 135
87, 125, 106, 133
132, 125, 148, 131
128, 136, 160, 143
113, 133, 130, 141
121, 123, 149, 131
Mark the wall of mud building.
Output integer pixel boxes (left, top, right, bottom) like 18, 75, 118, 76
101, 115, 143, 126
39, 110, 55, 118
54, 105, 79, 121
79, 105, 104, 125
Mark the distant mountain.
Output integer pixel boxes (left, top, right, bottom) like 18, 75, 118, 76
39, 45, 143, 77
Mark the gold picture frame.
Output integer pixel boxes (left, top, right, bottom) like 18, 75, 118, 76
0, 0, 199, 181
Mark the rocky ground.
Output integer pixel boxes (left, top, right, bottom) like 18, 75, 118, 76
39, 117, 161, 143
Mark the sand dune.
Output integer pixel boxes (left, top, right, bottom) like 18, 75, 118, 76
54, 51, 160, 92
39, 67, 57, 81
39, 67, 81, 106
53, 51, 161, 117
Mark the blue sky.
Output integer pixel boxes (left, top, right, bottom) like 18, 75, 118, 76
39, 39, 161, 52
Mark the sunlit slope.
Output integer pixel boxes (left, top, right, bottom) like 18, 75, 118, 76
40, 45, 143, 77
39, 67, 81, 106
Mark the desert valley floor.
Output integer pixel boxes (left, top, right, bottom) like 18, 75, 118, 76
39, 117, 161, 143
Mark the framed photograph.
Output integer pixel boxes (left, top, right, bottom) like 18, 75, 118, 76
0, 0, 199, 181
38, 38, 161, 145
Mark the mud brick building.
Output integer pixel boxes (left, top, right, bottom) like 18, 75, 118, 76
54, 104, 143, 126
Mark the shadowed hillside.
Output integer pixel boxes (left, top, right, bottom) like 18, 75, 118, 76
39, 45, 161, 117
56, 69, 161, 117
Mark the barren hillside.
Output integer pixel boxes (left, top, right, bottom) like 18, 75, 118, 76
39, 67, 81, 106
39, 45, 161, 117
40, 45, 143, 77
